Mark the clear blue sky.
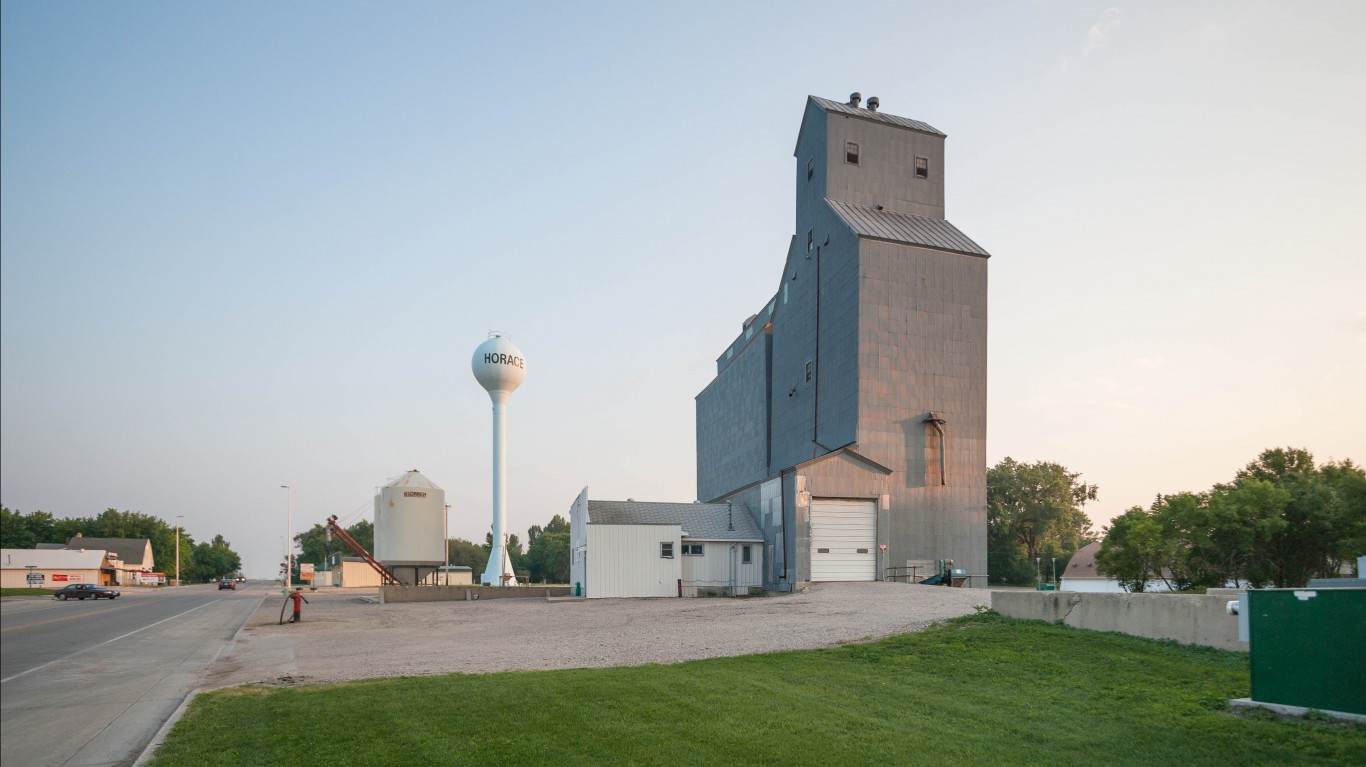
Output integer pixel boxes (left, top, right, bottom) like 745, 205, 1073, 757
4, 2, 1363, 577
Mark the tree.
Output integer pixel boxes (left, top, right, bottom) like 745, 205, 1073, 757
525, 515, 571, 583
1320, 459, 1366, 572
1095, 506, 1173, 592
987, 458, 1097, 585
1096, 448, 1363, 590
0, 507, 49, 549
447, 538, 489, 576
346, 519, 375, 555
186, 534, 242, 582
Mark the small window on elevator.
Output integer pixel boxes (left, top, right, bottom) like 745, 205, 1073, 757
807, 157, 814, 181
807, 229, 814, 252
845, 142, 860, 165
805, 360, 814, 384
915, 156, 929, 179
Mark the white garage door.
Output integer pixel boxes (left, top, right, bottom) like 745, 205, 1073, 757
810, 499, 876, 581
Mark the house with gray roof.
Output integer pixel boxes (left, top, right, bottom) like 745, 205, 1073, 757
568, 488, 763, 598
53, 535, 155, 585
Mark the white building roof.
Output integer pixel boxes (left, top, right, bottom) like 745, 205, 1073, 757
385, 469, 442, 490
587, 501, 763, 542
2, 548, 108, 570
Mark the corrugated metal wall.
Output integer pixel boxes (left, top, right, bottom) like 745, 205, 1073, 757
585, 524, 681, 598
681, 541, 764, 596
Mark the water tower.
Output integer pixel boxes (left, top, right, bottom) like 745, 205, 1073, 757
471, 332, 525, 586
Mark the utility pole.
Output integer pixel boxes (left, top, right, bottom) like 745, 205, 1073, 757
281, 485, 292, 591
174, 515, 183, 587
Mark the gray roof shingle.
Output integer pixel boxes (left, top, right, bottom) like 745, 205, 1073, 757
587, 501, 763, 542
63, 537, 152, 566
827, 200, 990, 257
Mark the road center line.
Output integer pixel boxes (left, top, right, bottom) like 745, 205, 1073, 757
0, 600, 148, 633
0, 599, 223, 684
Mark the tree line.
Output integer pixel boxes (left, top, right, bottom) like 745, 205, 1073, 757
987, 457, 1098, 586
291, 514, 571, 584
1097, 448, 1364, 590
0, 506, 242, 582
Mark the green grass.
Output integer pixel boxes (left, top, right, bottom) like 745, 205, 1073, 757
0, 587, 54, 597
149, 613, 1364, 767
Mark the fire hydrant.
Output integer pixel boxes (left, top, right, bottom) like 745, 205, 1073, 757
288, 588, 310, 623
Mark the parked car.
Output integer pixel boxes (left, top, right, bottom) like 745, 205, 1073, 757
54, 583, 120, 600
218, 579, 236, 590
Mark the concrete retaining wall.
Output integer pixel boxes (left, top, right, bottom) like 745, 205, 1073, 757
380, 585, 572, 603
991, 590, 1246, 652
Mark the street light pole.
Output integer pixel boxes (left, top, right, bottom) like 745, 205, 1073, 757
281, 485, 292, 591
174, 516, 183, 587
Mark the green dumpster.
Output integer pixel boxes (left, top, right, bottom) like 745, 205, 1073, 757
1248, 587, 1366, 716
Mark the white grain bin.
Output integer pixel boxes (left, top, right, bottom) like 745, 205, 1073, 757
375, 469, 445, 585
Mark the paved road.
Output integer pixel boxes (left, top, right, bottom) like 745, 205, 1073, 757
1, 582, 266, 767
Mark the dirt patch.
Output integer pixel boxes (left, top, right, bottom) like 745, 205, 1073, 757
206, 582, 985, 688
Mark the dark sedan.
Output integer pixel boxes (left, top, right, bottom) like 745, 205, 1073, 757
54, 583, 120, 600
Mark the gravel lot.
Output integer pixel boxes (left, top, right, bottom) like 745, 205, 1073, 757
206, 582, 988, 688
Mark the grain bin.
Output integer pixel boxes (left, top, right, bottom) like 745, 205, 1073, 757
375, 470, 445, 585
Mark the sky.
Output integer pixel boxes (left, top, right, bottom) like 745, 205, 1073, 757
2, 2, 1363, 578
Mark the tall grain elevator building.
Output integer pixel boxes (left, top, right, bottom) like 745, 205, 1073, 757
696, 93, 989, 590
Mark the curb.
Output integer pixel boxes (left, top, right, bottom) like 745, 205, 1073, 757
131, 688, 199, 766
132, 591, 269, 766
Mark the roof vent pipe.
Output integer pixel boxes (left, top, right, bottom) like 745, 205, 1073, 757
727, 500, 734, 531
848, 92, 861, 108
867, 96, 880, 112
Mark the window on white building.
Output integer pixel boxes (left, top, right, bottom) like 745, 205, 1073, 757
660, 542, 674, 558
846, 141, 860, 165
682, 543, 704, 556
742, 545, 752, 564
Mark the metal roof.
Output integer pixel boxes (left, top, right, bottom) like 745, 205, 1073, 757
587, 501, 763, 542
1062, 541, 1106, 579
827, 200, 990, 257
810, 96, 945, 137
2, 548, 109, 569
385, 469, 442, 490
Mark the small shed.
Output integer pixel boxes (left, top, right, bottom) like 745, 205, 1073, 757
568, 488, 764, 598
334, 557, 384, 588
431, 565, 473, 586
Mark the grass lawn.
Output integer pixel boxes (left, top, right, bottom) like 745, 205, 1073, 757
149, 612, 1364, 767
0, 587, 53, 597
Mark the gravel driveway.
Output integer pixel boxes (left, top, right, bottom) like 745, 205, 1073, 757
205, 582, 988, 688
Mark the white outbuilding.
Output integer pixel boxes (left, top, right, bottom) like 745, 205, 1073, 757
568, 488, 764, 598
